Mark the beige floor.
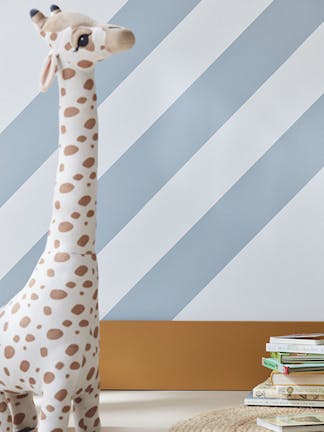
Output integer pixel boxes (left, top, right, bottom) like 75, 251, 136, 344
64, 390, 247, 431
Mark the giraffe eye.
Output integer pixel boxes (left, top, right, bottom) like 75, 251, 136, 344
77, 34, 89, 48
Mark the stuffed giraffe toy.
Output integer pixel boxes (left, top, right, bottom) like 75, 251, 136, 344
0, 5, 134, 432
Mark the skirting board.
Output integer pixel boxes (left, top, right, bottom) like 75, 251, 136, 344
99, 321, 324, 390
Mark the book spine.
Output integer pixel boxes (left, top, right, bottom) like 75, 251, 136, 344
269, 352, 324, 362
266, 343, 324, 354
269, 337, 324, 345
244, 397, 324, 407
253, 388, 324, 400
275, 385, 324, 395
270, 371, 324, 386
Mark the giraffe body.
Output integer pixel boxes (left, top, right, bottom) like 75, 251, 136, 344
0, 5, 134, 431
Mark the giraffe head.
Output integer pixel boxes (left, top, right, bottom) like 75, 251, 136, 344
30, 4, 135, 92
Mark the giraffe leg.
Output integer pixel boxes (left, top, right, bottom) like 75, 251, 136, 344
72, 380, 101, 432
6, 392, 38, 432
0, 391, 13, 432
37, 390, 71, 432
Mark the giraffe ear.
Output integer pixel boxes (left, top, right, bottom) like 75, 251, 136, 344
40, 53, 58, 92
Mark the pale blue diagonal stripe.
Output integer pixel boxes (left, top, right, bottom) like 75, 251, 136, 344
1, 0, 324, 312
0, 0, 201, 207
105, 94, 324, 320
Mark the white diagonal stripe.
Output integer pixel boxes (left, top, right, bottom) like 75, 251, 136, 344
175, 169, 324, 321
0, 0, 128, 134
0, 0, 271, 280
98, 24, 324, 318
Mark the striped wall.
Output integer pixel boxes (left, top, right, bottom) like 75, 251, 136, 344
1, 0, 324, 321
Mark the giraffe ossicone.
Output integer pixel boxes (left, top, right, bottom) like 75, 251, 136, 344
0, 5, 134, 432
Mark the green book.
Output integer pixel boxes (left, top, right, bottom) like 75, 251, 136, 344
270, 352, 324, 364
262, 357, 324, 374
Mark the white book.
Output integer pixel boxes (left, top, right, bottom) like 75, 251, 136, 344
244, 392, 324, 408
270, 334, 324, 346
257, 412, 324, 432
266, 343, 324, 354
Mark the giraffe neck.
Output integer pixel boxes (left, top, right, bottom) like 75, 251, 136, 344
45, 66, 98, 254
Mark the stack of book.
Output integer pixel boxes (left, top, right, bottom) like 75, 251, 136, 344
245, 333, 324, 408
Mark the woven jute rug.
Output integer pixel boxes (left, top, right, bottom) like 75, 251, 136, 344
169, 406, 323, 432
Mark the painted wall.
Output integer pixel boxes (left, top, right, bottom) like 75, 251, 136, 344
1, 0, 323, 321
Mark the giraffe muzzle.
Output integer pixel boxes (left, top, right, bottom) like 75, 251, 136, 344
105, 28, 135, 53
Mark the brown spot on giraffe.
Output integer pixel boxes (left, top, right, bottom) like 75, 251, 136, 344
50, 290, 68, 300
47, 268, 55, 277
84, 79, 94, 90
20, 360, 30, 372
65, 344, 79, 356
55, 362, 64, 370
78, 195, 91, 206
70, 361, 80, 370
20, 316, 31, 328
77, 135, 87, 142
43, 372, 55, 383
85, 406, 97, 417
55, 389, 68, 401
60, 183, 74, 193
62, 68, 76, 79
58, 222, 74, 232
64, 145, 79, 156
54, 252, 70, 262
77, 235, 89, 246
77, 97, 87, 104
64, 106, 80, 117
4, 346, 15, 359
71, 304, 85, 315
41, 347, 48, 357
74, 266, 88, 277
13, 412, 26, 425
84, 118, 96, 129
43, 306, 52, 315
62, 320, 72, 327
77, 60, 94, 68
47, 329, 64, 340
79, 320, 89, 327
73, 174, 83, 180
83, 157, 95, 168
